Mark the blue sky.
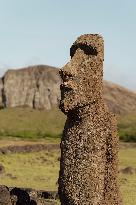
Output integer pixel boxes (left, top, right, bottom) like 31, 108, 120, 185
0, 0, 136, 90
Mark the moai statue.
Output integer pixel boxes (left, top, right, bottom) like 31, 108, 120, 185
58, 34, 122, 205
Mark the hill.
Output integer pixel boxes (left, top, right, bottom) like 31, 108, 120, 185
103, 81, 136, 115
0, 64, 136, 115
0, 65, 60, 110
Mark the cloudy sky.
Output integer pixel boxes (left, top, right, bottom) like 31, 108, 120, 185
0, 0, 136, 90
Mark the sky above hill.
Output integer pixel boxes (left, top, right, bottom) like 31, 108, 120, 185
0, 0, 136, 90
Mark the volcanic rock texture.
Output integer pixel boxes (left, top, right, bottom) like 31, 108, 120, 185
58, 34, 122, 205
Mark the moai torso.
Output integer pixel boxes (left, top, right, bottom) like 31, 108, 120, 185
58, 34, 122, 205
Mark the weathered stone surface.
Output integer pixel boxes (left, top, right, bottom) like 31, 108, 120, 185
0, 185, 11, 205
0, 64, 136, 114
58, 34, 122, 204
2, 65, 60, 110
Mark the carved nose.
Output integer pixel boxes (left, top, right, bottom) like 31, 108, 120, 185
59, 67, 73, 80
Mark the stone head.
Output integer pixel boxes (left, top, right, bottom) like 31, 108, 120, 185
59, 34, 104, 115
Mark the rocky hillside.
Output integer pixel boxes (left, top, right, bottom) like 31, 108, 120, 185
0, 65, 60, 110
103, 81, 136, 114
0, 65, 136, 115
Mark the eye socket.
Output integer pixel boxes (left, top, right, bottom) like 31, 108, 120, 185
70, 43, 98, 58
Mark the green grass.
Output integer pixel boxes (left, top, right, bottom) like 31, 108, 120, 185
0, 107, 135, 204
0, 149, 60, 191
0, 107, 136, 142
0, 107, 66, 140
0, 145, 135, 204
118, 114, 136, 142
119, 148, 136, 205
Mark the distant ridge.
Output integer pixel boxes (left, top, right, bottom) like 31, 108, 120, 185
0, 64, 136, 115
103, 81, 136, 115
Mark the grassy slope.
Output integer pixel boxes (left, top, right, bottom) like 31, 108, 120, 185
118, 114, 136, 142
119, 148, 136, 205
0, 147, 135, 204
0, 107, 135, 203
0, 149, 60, 191
0, 107, 66, 140
0, 107, 135, 142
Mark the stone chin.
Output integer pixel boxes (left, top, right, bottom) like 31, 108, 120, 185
59, 86, 78, 115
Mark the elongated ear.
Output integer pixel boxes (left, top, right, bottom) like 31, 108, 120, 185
70, 43, 98, 58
